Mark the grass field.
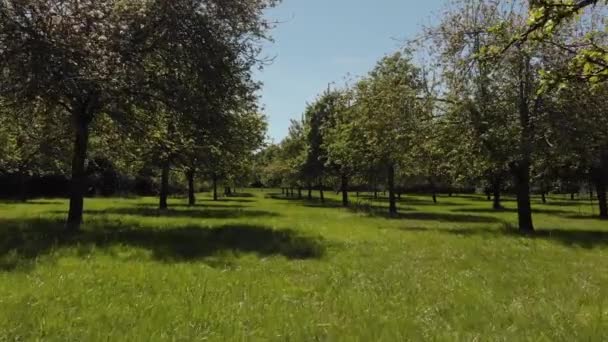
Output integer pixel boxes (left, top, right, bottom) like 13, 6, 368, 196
1, 190, 607, 341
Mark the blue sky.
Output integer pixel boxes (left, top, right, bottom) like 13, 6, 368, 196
256, 0, 445, 142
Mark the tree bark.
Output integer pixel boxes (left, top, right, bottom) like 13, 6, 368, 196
492, 177, 502, 210
187, 169, 196, 206
298, 187, 302, 199
341, 174, 349, 207
319, 181, 324, 203
66, 115, 91, 232
571, 192, 575, 200
593, 160, 608, 218
17, 170, 27, 202
514, 53, 534, 233
541, 192, 547, 204
308, 185, 312, 200
430, 179, 437, 204
159, 159, 170, 210
597, 180, 607, 219
513, 162, 534, 232
388, 164, 397, 215
212, 174, 218, 201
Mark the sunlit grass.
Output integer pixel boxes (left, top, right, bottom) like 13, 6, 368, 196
0, 190, 606, 340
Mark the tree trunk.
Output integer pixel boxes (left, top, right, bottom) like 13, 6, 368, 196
388, 164, 397, 215
430, 180, 437, 204
492, 178, 502, 210
319, 182, 324, 203
212, 175, 218, 201
341, 174, 349, 207
298, 187, 302, 199
225, 186, 232, 196
159, 159, 170, 210
17, 170, 28, 202
571, 192, 575, 200
308, 185, 312, 200
187, 169, 196, 206
541, 192, 546, 204
514, 54, 534, 233
593, 162, 608, 218
513, 163, 534, 232
66, 116, 91, 232
281, 188, 285, 195
597, 180, 607, 219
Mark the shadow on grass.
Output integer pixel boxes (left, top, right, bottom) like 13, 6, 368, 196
560, 214, 608, 221
137, 203, 249, 209
49, 207, 279, 220
267, 194, 498, 223
0, 218, 325, 271
451, 207, 574, 215
267, 194, 345, 208
539, 200, 593, 207
216, 198, 256, 203
226, 192, 256, 198
357, 195, 469, 207
0, 200, 65, 205
388, 212, 502, 223
398, 225, 608, 249
449, 195, 516, 203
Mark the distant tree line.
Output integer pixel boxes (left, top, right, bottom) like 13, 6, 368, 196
252, 0, 608, 232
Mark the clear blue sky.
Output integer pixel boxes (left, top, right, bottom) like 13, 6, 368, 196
256, 0, 445, 142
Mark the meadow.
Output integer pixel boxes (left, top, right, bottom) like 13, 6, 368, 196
0, 190, 607, 341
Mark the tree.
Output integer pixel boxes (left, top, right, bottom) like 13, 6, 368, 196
0, 0, 278, 230
331, 52, 426, 215
508, 0, 608, 82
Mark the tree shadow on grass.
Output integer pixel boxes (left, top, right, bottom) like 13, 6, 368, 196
398, 225, 608, 249
137, 203, 249, 209
49, 208, 279, 220
352, 195, 468, 207
560, 214, 608, 221
226, 192, 256, 198
539, 200, 593, 207
387, 212, 502, 223
0, 200, 65, 205
0, 218, 325, 272
266, 194, 345, 208
451, 207, 574, 215
267, 194, 496, 223
449, 195, 516, 203
216, 198, 256, 203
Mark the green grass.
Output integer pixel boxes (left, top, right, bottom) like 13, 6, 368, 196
0, 190, 607, 341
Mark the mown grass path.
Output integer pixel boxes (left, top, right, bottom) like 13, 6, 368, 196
1, 190, 607, 340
